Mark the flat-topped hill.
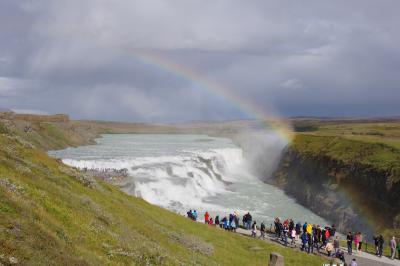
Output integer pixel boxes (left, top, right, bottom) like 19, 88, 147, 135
0, 112, 70, 123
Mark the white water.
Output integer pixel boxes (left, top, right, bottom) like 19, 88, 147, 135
49, 133, 329, 226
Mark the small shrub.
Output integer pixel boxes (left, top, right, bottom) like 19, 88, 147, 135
0, 123, 9, 134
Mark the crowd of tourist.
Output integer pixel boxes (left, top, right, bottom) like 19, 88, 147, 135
185, 209, 400, 261
271, 217, 348, 262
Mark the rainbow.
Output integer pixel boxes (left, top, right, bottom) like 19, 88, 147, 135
130, 49, 294, 142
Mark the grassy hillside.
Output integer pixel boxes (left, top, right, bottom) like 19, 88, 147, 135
292, 121, 400, 173
291, 134, 400, 174
0, 122, 327, 265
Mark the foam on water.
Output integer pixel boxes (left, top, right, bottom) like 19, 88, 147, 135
49, 134, 330, 226
61, 146, 241, 211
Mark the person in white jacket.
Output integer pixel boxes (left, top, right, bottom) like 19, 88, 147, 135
251, 221, 257, 237
390, 236, 397, 260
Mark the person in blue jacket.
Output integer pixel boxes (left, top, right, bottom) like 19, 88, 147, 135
303, 222, 308, 233
301, 232, 308, 251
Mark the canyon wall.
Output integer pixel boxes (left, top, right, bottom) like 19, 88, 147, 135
265, 136, 400, 237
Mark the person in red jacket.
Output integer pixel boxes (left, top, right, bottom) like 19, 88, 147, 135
325, 228, 330, 240
204, 211, 210, 224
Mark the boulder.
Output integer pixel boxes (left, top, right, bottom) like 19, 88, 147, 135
269, 252, 284, 266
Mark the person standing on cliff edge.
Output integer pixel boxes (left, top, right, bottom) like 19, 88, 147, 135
377, 235, 384, 257
358, 232, 363, 252
373, 235, 379, 255
204, 211, 209, 224
390, 236, 396, 260
354, 232, 360, 254
251, 221, 257, 237
396, 240, 400, 260
347, 232, 353, 255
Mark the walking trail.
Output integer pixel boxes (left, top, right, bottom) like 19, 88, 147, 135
235, 228, 400, 266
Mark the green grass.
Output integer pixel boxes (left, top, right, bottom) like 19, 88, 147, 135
0, 131, 327, 265
309, 122, 400, 149
292, 132, 400, 173
13, 122, 89, 150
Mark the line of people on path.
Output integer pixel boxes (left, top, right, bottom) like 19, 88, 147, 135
272, 217, 347, 262
186, 210, 263, 237
186, 210, 400, 261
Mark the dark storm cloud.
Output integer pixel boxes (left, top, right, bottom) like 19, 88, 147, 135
0, 0, 399, 121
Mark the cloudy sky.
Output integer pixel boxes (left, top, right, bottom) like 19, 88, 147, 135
0, 0, 399, 122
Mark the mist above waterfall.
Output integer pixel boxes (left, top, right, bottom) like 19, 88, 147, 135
232, 130, 288, 179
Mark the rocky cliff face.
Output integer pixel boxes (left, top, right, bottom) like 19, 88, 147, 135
266, 147, 400, 236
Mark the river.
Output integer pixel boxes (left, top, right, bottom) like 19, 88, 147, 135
49, 133, 329, 227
